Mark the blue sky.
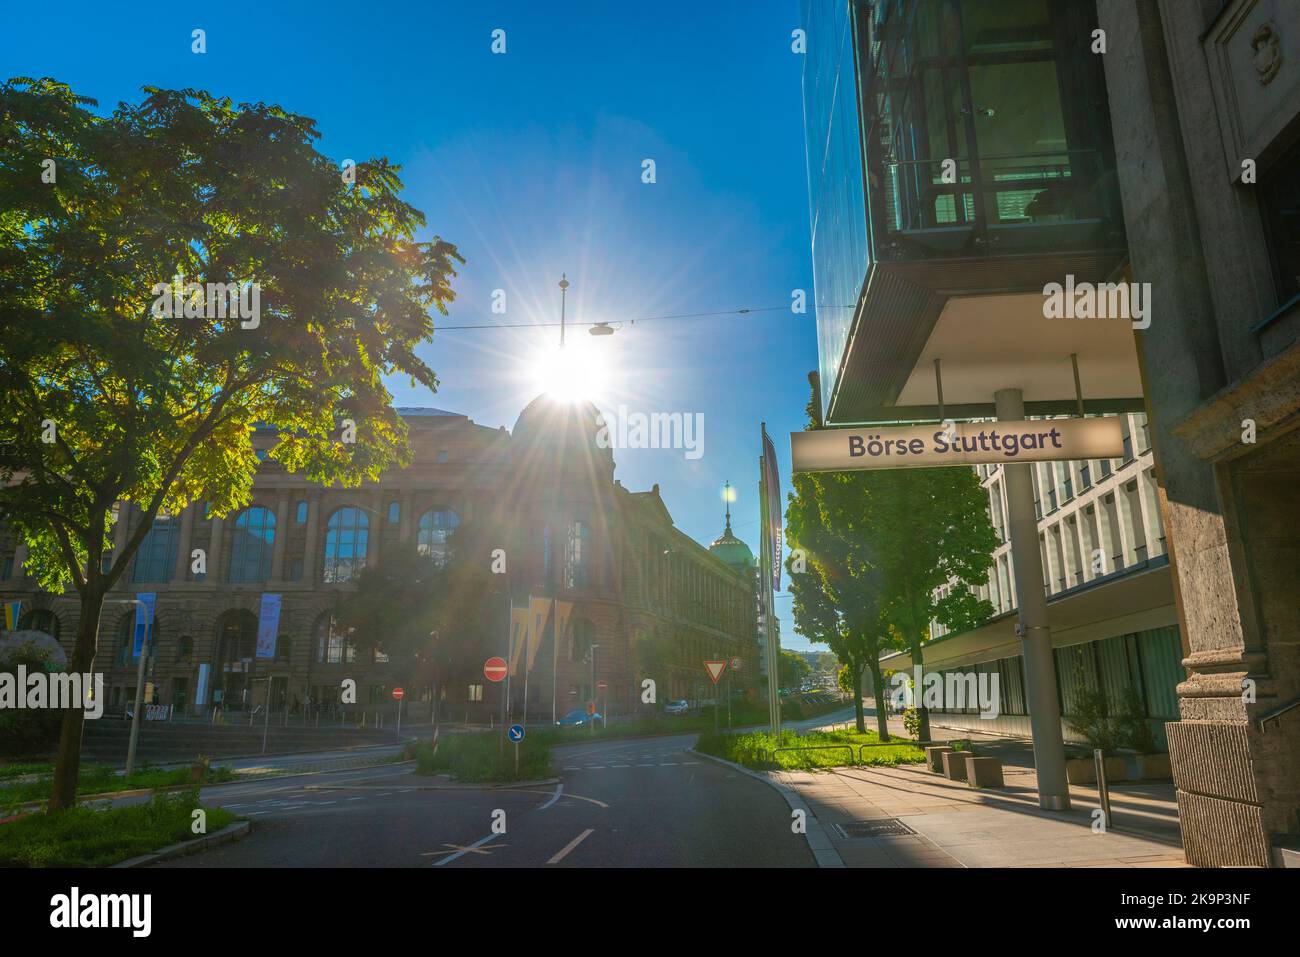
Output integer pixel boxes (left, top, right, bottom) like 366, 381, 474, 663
3, 1, 821, 649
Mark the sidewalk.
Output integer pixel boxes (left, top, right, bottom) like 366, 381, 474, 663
771, 705, 1187, 868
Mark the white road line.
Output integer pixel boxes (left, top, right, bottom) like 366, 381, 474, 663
611, 764, 629, 768
636, 764, 655, 767
659, 763, 677, 766
539, 784, 564, 811
562, 766, 581, 770
433, 833, 498, 867
346, 796, 366, 802
547, 828, 594, 865
586, 766, 605, 769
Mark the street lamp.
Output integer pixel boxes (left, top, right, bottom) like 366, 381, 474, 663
103, 597, 152, 777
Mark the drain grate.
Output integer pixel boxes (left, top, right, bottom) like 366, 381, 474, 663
831, 819, 915, 839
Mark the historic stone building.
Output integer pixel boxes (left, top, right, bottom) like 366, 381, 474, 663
0, 395, 760, 724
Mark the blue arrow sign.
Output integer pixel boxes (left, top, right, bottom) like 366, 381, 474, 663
508, 724, 525, 743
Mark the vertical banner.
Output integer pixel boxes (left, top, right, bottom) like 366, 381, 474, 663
196, 663, 211, 707
553, 600, 574, 660
256, 593, 282, 660
762, 425, 783, 593
3, 600, 20, 630
527, 596, 552, 673
132, 593, 156, 658
508, 606, 530, 676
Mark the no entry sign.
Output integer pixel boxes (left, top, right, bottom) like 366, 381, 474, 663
484, 657, 508, 683
391, 687, 404, 700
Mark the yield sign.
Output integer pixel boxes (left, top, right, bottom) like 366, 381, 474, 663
704, 660, 727, 685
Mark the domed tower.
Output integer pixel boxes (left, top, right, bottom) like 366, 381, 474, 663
709, 481, 756, 571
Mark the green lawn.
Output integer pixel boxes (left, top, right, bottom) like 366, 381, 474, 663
408, 732, 551, 783
695, 728, 927, 771
0, 789, 236, 867
0, 763, 236, 809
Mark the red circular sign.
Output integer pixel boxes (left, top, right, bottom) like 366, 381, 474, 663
392, 687, 404, 700
484, 657, 508, 683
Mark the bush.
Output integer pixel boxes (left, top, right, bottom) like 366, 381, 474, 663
411, 732, 550, 783
901, 706, 923, 739
696, 728, 926, 771
0, 648, 63, 758
0, 787, 234, 867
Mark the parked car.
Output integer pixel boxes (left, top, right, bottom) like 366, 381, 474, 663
664, 699, 690, 716
556, 708, 603, 727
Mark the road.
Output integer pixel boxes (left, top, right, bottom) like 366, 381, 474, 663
150, 733, 811, 867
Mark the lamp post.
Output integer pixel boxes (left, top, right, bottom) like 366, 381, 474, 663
106, 597, 152, 777
589, 643, 599, 735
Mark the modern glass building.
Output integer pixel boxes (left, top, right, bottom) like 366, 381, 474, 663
802, 0, 1129, 424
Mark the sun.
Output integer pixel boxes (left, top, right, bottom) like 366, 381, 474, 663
530, 339, 610, 403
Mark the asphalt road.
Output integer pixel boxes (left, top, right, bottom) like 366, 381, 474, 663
152, 733, 814, 868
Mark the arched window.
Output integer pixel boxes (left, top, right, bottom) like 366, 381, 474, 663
323, 507, 368, 583
417, 509, 460, 566
295, 500, 308, 524
17, 609, 59, 640
566, 521, 590, 589
229, 507, 276, 582
133, 514, 180, 582
314, 613, 356, 664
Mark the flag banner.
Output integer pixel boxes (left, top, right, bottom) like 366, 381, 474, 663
196, 663, 210, 707
255, 593, 281, 660
132, 593, 156, 658
554, 600, 574, 660
508, 607, 530, 676
527, 596, 552, 673
762, 425, 783, 593
3, 600, 20, 630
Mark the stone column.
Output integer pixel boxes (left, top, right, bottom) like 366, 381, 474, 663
301, 495, 321, 584
207, 514, 224, 585
996, 387, 1070, 810
270, 492, 290, 581
367, 489, 382, 568
174, 504, 195, 582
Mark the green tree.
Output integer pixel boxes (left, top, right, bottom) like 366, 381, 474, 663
0, 79, 462, 809
859, 468, 998, 740
777, 649, 811, 689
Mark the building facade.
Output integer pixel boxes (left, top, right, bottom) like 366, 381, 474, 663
0, 395, 760, 725
1094, 0, 1300, 867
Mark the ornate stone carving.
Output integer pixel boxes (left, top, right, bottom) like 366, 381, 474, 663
1251, 21, 1283, 86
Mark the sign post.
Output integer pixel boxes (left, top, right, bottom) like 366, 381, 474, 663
705, 660, 727, 735
508, 723, 525, 776
485, 655, 508, 756
392, 687, 404, 740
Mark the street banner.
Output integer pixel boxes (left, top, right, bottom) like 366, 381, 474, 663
508, 606, 529, 676
527, 596, 551, 672
762, 425, 782, 593
553, 600, 574, 657
132, 593, 156, 658
255, 593, 281, 660
3, 600, 20, 631
791, 417, 1124, 472
196, 663, 210, 707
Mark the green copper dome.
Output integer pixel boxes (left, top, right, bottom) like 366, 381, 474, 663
709, 482, 755, 570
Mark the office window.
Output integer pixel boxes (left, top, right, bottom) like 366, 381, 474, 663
387, 501, 400, 524
566, 521, 590, 589
228, 506, 275, 582
295, 500, 308, 524
322, 507, 368, 583
1, 557, 11, 580
133, 515, 180, 582
289, 558, 303, 582
467, 684, 483, 702
417, 509, 460, 566
314, 614, 356, 664
436, 450, 450, 463
1260, 135, 1300, 302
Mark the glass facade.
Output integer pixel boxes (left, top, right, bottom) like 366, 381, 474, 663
228, 506, 276, 583
322, 507, 368, 583
417, 509, 460, 566
801, 0, 1123, 414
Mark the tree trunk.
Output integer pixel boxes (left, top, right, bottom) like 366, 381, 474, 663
852, 662, 865, 733
912, 640, 931, 742
866, 657, 890, 742
49, 585, 105, 811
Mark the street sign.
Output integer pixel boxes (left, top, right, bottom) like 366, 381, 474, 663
705, 660, 727, 684
586, 701, 596, 715
791, 417, 1124, 471
484, 657, 508, 683
730, 657, 742, 671
392, 687, 404, 700
508, 724, 525, 742
596, 681, 607, 692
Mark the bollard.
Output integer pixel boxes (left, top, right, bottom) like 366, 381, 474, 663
1094, 748, 1111, 829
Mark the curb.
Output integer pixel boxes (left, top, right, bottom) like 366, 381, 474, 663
692, 750, 845, 868
112, 819, 252, 868
304, 776, 560, 791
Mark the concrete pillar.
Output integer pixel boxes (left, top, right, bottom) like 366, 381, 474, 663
174, 504, 195, 582
207, 514, 224, 585
398, 489, 414, 543
995, 387, 1070, 810
367, 489, 382, 568
270, 492, 290, 581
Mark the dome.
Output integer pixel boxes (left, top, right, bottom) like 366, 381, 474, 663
510, 393, 615, 478
710, 529, 756, 570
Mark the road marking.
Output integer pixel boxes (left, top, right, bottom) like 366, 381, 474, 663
659, 763, 677, 766
346, 796, 366, 802
611, 764, 629, 768
562, 766, 581, 770
547, 828, 594, 864
539, 783, 564, 811
430, 834, 500, 866
636, 764, 655, 767
586, 765, 605, 769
